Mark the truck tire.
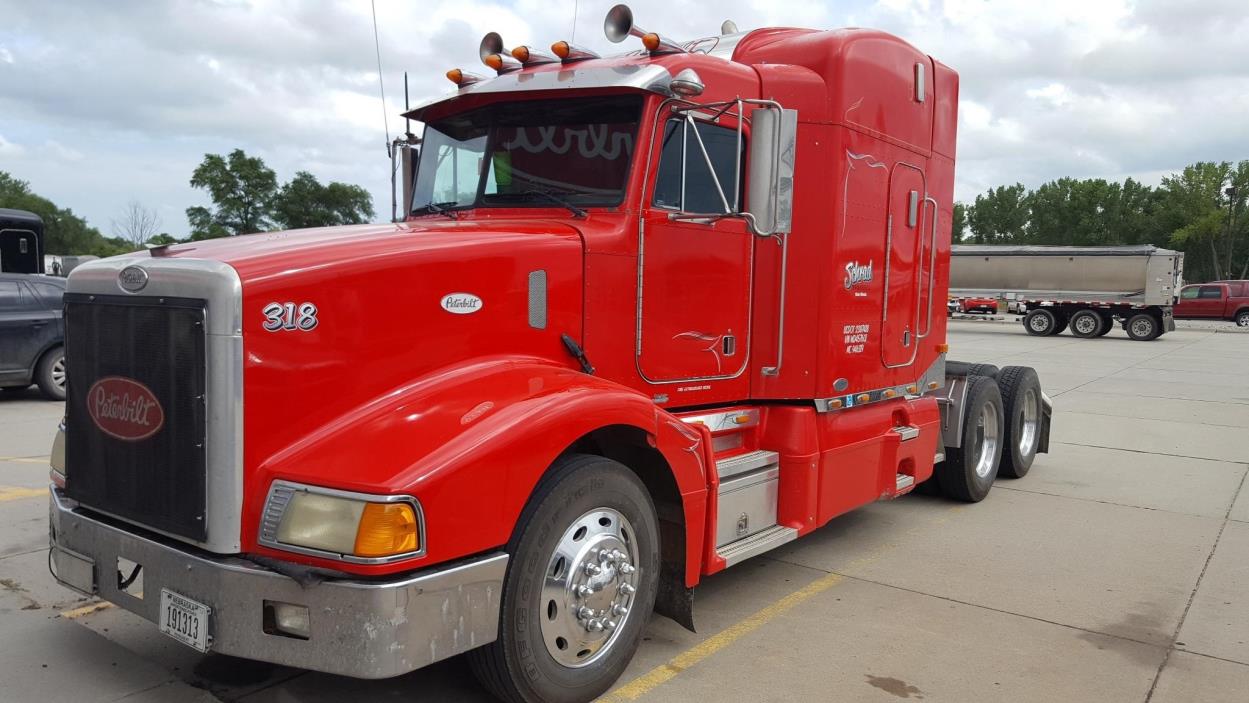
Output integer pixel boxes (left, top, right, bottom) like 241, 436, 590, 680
35, 346, 67, 401
946, 361, 999, 379
1024, 309, 1057, 336
1237, 310, 1249, 328
936, 375, 1004, 502
997, 366, 1042, 478
468, 454, 659, 703
1051, 312, 1069, 336
1125, 313, 1161, 341
1068, 310, 1102, 339
1094, 314, 1114, 337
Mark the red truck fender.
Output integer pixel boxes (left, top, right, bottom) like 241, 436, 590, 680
251, 356, 711, 592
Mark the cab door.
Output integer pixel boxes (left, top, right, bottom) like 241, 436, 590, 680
637, 115, 753, 387
881, 163, 926, 368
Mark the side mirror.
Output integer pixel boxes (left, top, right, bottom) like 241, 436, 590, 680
746, 107, 797, 235
400, 144, 418, 217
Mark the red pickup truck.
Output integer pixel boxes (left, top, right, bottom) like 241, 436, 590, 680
1174, 280, 1249, 327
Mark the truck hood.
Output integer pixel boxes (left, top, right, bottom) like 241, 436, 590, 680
160, 220, 587, 484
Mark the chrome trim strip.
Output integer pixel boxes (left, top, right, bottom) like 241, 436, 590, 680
66, 254, 244, 553
257, 480, 428, 565
815, 354, 946, 413
717, 524, 797, 567
679, 407, 760, 431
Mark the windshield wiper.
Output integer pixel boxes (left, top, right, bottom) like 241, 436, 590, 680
412, 201, 460, 219
519, 189, 587, 219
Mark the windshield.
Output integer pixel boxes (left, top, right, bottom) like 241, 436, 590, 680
411, 95, 643, 214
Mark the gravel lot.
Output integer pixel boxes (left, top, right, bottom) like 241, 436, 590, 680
2, 318, 1246, 702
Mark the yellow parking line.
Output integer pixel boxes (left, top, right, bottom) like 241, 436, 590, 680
600, 572, 845, 702
601, 504, 968, 702
0, 456, 50, 465
61, 601, 113, 619
0, 486, 47, 502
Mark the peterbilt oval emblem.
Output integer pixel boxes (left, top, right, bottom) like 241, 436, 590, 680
441, 293, 483, 314
87, 376, 165, 441
118, 266, 149, 292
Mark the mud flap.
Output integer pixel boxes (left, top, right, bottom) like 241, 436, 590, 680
654, 563, 696, 632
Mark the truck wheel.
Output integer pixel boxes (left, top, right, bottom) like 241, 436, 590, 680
997, 366, 1042, 478
936, 375, 1004, 502
1068, 310, 1102, 338
1237, 310, 1249, 327
469, 454, 659, 703
1024, 309, 1057, 336
35, 346, 67, 401
1093, 314, 1114, 337
1126, 313, 1160, 341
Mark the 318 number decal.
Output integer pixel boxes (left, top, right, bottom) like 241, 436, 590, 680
262, 302, 318, 332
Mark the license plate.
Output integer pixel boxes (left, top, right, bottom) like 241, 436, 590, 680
159, 589, 211, 652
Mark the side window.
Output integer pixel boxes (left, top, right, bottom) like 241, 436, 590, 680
1179, 287, 1199, 300
431, 140, 487, 203
1198, 286, 1224, 300
652, 118, 744, 214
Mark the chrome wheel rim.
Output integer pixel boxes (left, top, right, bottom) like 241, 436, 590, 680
1238, 313, 1249, 328
1131, 318, 1153, 337
1017, 388, 1039, 459
1028, 314, 1050, 333
971, 402, 1000, 479
539, 507, 640, 669
51, 355, 67, 391
1074, 314, 1098, 335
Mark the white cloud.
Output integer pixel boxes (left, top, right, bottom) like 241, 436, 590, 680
0, 0, 1246, 231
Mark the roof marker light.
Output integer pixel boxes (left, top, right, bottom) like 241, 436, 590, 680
445, 69, 485, 86
511, 45, 559, 66
478, 32, 522, 73
550, 40, 600, 62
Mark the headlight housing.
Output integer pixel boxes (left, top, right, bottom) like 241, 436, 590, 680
259, 481, 424, 563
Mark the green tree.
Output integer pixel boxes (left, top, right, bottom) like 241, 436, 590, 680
186, 149, 278, 237
0, 171, 128, 256
1157, 161, 1248, 281
966, 184, 1029, 243
272, 171, 374, 230
951, 202, 968, 242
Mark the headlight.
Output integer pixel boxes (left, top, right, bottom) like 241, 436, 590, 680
260, 481, 423, 563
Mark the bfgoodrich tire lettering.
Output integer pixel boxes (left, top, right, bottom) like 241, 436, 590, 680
468, 454, 659, 703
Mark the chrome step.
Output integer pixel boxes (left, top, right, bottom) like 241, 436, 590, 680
892, 425, 920, 442
716, 525, 798, 567
895, 473, 915, 492
715, 449, 780, 481
934, 451, 946, 464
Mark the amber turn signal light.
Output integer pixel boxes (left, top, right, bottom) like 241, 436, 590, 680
353, 503, 420, 557
551, 41, 571, 59
642, 32, 661, 51
512, 46, 531, 62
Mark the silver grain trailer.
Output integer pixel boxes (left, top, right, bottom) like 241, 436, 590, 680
950, 245, 1184, 341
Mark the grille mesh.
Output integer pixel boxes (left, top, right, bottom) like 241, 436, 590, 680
64, 293, 208, 541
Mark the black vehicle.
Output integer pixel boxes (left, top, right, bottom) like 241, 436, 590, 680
0, 273, 66, 400
0, 208, 45, 274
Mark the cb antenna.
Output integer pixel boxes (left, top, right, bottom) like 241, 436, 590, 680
404, 72, 411, 136
371, 0, 391, 152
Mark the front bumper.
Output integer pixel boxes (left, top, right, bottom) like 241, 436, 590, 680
49, 488, 507, 679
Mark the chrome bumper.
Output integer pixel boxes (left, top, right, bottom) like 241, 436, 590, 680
49, 488, 507, 679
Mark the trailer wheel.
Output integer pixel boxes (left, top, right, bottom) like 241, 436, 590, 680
1023, 309, 1057, 336
1126, 313, 1161, 341
1068, 310, 1103, 339
1094, 314, 1114, 337
936, 375, 1004, 502
469, 454, 659, 703
997, 366, 1042, 478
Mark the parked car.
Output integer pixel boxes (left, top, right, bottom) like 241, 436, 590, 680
1173, 282, 1249, 327
960, 296, 999, 314
947, 297, 960, 316
0, 273, 66, 399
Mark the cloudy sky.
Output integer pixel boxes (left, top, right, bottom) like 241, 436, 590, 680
1, 0, 1247, 237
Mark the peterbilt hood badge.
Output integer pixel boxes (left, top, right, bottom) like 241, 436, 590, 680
441, 292, 483, 314
118, 266, 149, 292
87, 376, 165, 441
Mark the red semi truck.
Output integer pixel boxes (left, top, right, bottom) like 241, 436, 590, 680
49, 6, 1051, 702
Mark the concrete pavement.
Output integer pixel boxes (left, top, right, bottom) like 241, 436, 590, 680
1, 320, 1246, 701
